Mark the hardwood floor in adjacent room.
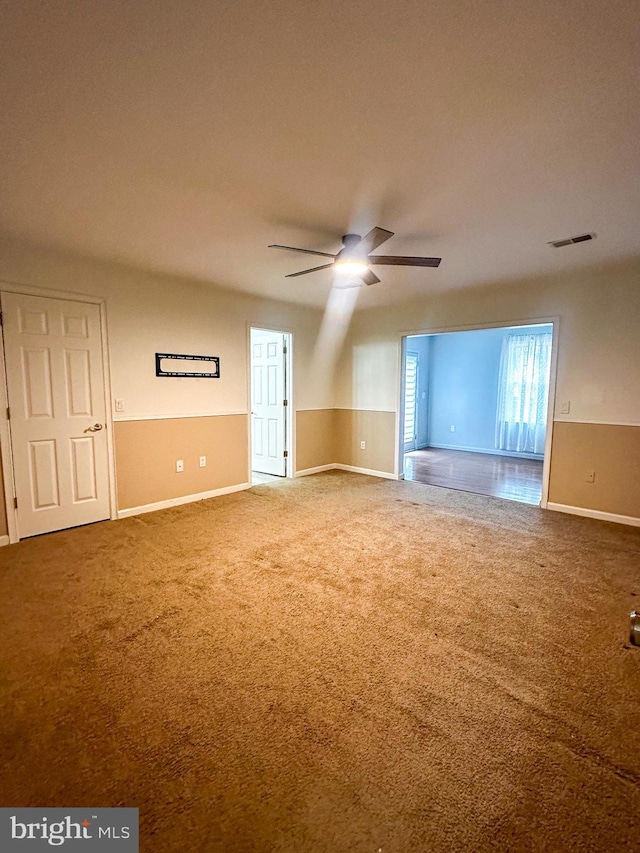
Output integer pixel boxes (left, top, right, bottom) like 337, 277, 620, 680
404, 447, 544, 505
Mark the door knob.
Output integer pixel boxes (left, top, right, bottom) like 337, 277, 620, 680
84, 423, 104, 432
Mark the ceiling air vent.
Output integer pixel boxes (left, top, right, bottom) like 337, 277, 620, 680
549, 232, 595, 248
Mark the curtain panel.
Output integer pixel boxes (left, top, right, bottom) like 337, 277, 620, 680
495, 333, 552, 455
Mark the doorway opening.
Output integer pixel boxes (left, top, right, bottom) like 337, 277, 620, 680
249, 328, 292, 485
399, 322, 555, 506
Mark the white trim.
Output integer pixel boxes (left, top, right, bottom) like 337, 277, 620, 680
552, 419, 640, 427
400, 316, 559, 338
540, 320, 560, 508
117, 482, 250, 519
113, 411, 248, 422
547, 502, 640, 528
334, 406, 395, 413
99, 300, 118, 524
398, 335, 408, 479
424, 442, 544, 461
295, 463, 398, 480
290, 412, 640, 430
0, 279, 104, 304
0, 301, 19, 544
0, 535, 9, 548
334, 464, 398, 480
294, 464, 336, 477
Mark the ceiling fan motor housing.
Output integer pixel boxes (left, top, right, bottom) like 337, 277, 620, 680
337, 234, 368, 264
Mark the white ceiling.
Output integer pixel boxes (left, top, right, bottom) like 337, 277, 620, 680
1, 0, 639, 309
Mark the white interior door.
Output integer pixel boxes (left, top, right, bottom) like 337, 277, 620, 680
251, 329, 286, 476
2, 292, 110, 537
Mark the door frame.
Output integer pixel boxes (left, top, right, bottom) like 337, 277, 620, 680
397, 316, 559, 508
247, 324, 294, 481
0, 282, 117, 543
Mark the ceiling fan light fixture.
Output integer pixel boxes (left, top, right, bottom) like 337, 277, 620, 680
270, 226, 442, 285
334, 260, 369, 275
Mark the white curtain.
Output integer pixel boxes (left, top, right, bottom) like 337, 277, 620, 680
495, 333, 552, 455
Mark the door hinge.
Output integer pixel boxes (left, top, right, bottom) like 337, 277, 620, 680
6, 407, 9, 420
283, 450, 288, 458
13, 497, 18, 510
283, 399, 288, 406
283, 345, 287, 354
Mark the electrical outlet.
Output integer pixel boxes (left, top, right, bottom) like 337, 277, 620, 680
585, 470, 595, 483
360, 441, 366, 450
176, 460, 184, 473
450, 424, 456, 432
114, 399, 124, 412
199, 456, 206, 467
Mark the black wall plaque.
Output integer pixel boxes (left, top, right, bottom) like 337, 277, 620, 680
155, 353, 220, 378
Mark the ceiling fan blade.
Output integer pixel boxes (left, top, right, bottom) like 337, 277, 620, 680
368, 255, 442, 267
359, 227, 394, 253
361, 269, 381, 286
269, 244, 336, 258
285, 263, 335, 278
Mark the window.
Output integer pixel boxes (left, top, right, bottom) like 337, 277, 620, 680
495, 332, 552, 455
403, 351, 419, 447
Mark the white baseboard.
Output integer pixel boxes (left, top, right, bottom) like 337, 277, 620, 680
294, 464, 336, 477
0, 535, 9, 548
295, 463, 397, 480
117, 482, 250, 519
547, 502, 640, 528
334, 464, 398, 480
424, 442, 544, 461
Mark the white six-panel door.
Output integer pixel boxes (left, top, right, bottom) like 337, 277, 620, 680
3, 292, 110, 537
251, 329, 286, 476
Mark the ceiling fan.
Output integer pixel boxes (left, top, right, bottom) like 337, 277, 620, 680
269, 227, 441, 286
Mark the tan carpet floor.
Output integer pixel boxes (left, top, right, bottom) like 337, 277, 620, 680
1, 471, 639, 852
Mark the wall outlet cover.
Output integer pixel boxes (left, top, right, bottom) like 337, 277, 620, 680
199, 456, 206, 467
360, 441, 366, 450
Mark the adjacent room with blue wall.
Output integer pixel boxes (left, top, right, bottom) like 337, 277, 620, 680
403, 323, 553, 504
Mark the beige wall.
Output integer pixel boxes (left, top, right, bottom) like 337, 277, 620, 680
337, 260, 640, 423
3, 235, 640, 529
0, 236, 332, 418
295, 408, 396, 474
0, 236, 336, 529
336, 258, 640, 520
335, 409, 396, 473
548, 422, 640, 519
295, 409, 336, 472
115, 415, 248, 510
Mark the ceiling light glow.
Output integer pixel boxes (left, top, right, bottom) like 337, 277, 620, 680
334, 260, 368, 275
